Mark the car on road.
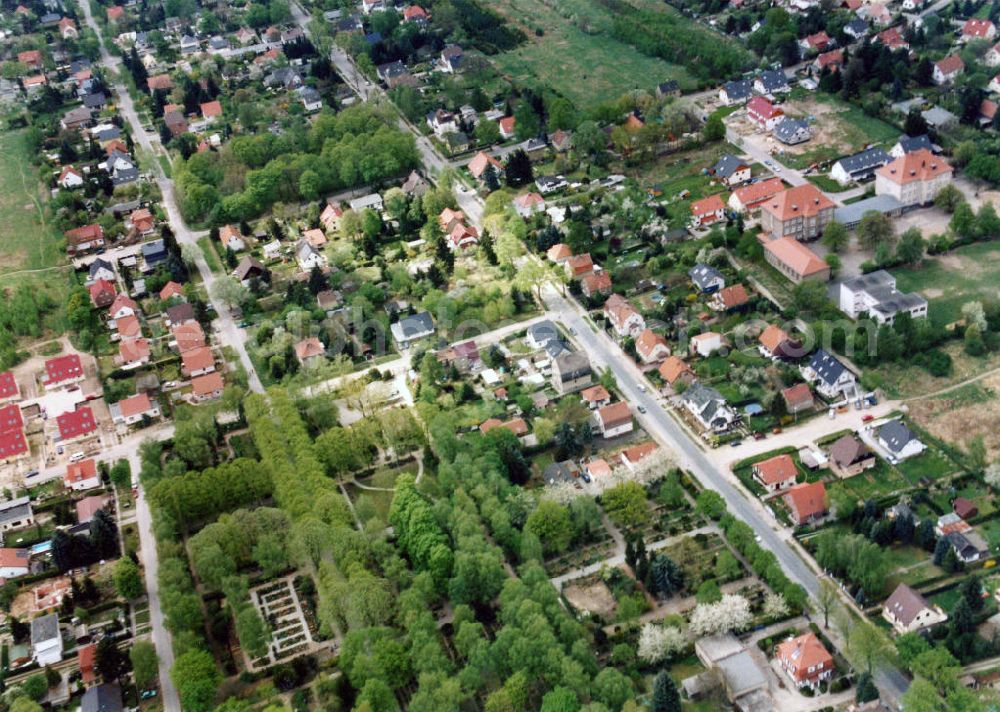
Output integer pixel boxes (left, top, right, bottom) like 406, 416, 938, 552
729, 440, 742, 447
569, 326, 577, 335
69, 452, 85, 462
637, 383, 646, 393
862, 414, 874, 422
753, 432, 766, 440
25, 470, 39, 478
637, 405, 646, 414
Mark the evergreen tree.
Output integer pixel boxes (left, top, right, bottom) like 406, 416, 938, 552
652, 671, 681, 712
855, 672, 878, 703
90, 509, 119, 560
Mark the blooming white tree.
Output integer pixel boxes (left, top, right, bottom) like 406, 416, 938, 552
985, 462, 1000, 491
637, 623, 688, 664
762, 592, 789, 620
962, 301, 988, 332
688, 594, 753, 637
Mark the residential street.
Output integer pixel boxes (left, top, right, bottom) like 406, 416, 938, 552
82, 0, 264, 396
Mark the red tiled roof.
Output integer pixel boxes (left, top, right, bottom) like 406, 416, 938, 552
776, 632, 834, 683
44, 354, 83, 385
0, 403, 23, 433
782, 383, 813, 408
658, 356, 693, 384
0, 430, 27, 460
0, 372, 18, 401
56, 406, 97, 440
191, 372, 224, 397
119, 338, 150, 364
963, 18, 995, 37
876, 149, 952, 185
117, 392, 155, 419
763, 238, 829, 278
763, 184, 834, 221
65, 458, 98, 485
691, 194, 726, 218
718, 284, 750, 309
0, 548, 29, 570
597, 401, 631, 429
753, 453, 798, 485
784, 482, 827, 523
732, 177, 785, 208
200, 100, 222, 118
181, 346, 214, 373
935, 55, 964, 76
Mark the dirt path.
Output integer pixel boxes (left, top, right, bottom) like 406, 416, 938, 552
904, 366, 1000, 401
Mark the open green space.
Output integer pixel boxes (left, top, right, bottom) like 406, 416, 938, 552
491, 0, 695, 107
892, 240, 1000, 326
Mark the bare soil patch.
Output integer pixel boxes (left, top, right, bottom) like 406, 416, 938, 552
563, 580, 617, 618
908, 371, 1000, 459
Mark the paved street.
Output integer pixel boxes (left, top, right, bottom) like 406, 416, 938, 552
82, 0, 264, 396
727, 128, 810, 188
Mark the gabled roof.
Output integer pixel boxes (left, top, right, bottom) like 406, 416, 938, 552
116, 392, 155, 419
691, 194, 726, 217
829, 433, 871, 468
963, 18, 995, 37
658, 356, 693, 384
775, 632, 833, 680
763, 184, 834, 220
807, 349, 849, 386
784, 481, 827, 521
877, 149, 952, 185
722, 79, 752, 99
895, 134, 933, 153
935, 54, 964, 76
754, 453, 798, 485
763, 238, 829, 278
883, 583, 934, 626
834, 147, 891, 174
65, 458, 98, 485
294, 337, 325, 361
732, 177, 785, 206
181, 346, 214, 373
759, 324, 791, 353
635, 329, 669, 360
878, 420, 920, 453
0, 372, 18, 401
710, 154, 749, 179
718, 284, 750, 309
597, 401, 632, 429
782, 383, 813, 408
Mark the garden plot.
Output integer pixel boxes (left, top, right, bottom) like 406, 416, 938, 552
248, 576, 323, 670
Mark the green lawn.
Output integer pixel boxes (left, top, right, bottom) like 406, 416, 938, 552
808, 174, 852, 193
197, 236, 222, 272
892, 241, 1000, 325
0, 130, 73, 312
491, 0, 696, 107
895, 449, 957, 485
827, 460, 907, 501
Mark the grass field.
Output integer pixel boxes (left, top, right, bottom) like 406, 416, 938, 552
892, 240, 1000, 326
491, 0, 695, 107
0, 130, 67, 276
778, 95, 900, 170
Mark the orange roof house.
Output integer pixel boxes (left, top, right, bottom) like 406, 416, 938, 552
715, 284, 750, 310
159, 281, 185, 301
876, 149, 953, 186
635, 329, 670, 364
106, 5, 125, 21
752, 453, 798, 491
181, 346, 215, 375
78, 644, 97, 685
172, 322, 206, 352
147, 74, 173, 91
200, 100, 222, 119
547, 243, 572, 263
658, 356, 694, 385
776, 632, 834, 688
729, 177, 785, 213
783, 482, 828, 525
763, 237, 830, 284
18, 50, 42, 69
294, 337, 325, 365
191, 372, 224, 400
303, 228, 327, 247
690, 194, 726, 227
468, 151, 503, 180
565, 253, 594, 278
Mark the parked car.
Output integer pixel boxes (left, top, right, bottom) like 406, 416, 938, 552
862, 414, 874, 422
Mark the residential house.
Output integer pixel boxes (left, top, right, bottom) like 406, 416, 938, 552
582, 270, 613, 299
882, 583, 948, 634
159, 281, 185, 302
65, 224, 106, 254
877, 420, 926, 461
546, 244, 570, 264
200, 100, 222, 122
440, 44, 463, 73
164, 303, 195, 328
709, 155, 751, 186
962, 18, 996, 41
468, 151, 504, 183
31, 613, 62, 666
843, 18, 869, 39
987, 41, 1000, 66
390, 311, 435, 348
81, 684, 122, 712
43, 354, 84, 389
141, 240, 167, 271
758, 324, 801, 360
498, 116, 516, 139
426, 108, 457, 136
838, 270, 928, 324
782, 383, 815, 414
580, 385, 611, 409
110, 392, 160, 425
298, 87, 322, 112
831, 147, 891, 185
890, 134, 935, 158
801, 349, 857, 399
828, 434, 876, 477
875, 26, 908, 51
875, 149, 953, 207
128, 208, 155, 235
755, 69, 791, 95
320, 202, 343, 231
235, 256, 267, 286
595, 401, 633, 438
690, 194, 727, 228
814, 49, 845, 74
729, 177, 786, 213
690, 332, 724, 358
526, 321, 560, 350
294, 338, 325, 368
191, 372, 224, 401
773, 118, 812, 145
513, 192, 546, 217
752, 453, 798, 493
760, 184, 835, 240
713, 284, 750, 312
64, 459, 101, 491
118, 338, 150, 369
659, 356, 695, 387
775, 633, 834, 689
719, 79, 753, 105
763, 237, 830, 284
565, 253, 594, 278
536, 175, 568, 194
783, 481, 828, 525
551, 351, 592, 395
933, 55, 964, 85
219, 224, 246, 252
0, 372, 19, 404
635, 329, 671, 364
0, 548, 30, 580
747, 96, 785, 131
480, 418, 528, 438
78, 644, 96, 686
954, 497, 978, 520
295, 240, 326, 271
948, 530, 990, 563
180, 347, 215, 377
59, 165, 85, 189
689, 264, 725, 293
860, 2, 891, 26
0, 497, 33, 533
682, 382, 737, 432
88, 279, 117, 308
800, 31, 831, 53
656, 80, 681, 98
620, 442, 659, 470
603, 294, 645, 338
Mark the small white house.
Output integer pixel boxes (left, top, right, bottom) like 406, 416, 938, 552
595, 402, 634, 438
689, 332, 723, 358
877, 420, 926, 462
31, 613, 63, 666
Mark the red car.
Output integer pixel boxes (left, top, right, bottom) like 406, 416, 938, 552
862, 414, 874, 423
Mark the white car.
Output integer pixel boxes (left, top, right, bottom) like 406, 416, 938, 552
69, 452, 86, 463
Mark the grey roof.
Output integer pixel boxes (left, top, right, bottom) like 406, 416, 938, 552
723, 79, 752, 100
757, 69, 789, 93
845, 18, 869, 35
378, 60, 408, 79
883, 583, 932, 626
141, 239, 166, 261
63, 106, 93, 125
82, 683, 123, 712
896, 134, 933, 153
688, 263, 724, 290
842, 269, 926, 318
88, 257, 114, 278
554, 351, 591, 381
710, 154, 747, 179
683, 381, 725, 410
716, 650, 769, 697
94, 125, 121, 142
543, 460, 579, 485
30, 613, 59, 645
773, 118, 811, 144
298, 86, 322, 104
834, 147, 890, 176
0, 496, 32, 525
165, 302, 195, 324
921, 106, 957, 129
82, 92, 107, 109
878, 420, 919, 453
833, 194, 903, 227
657, 80, 679, 94
544, 340, 568, 359
807, 349, 849, 387
396, 311, 434, 338
948, 530, 988, 558
234, 255, 265, 280
829, 434, 871, 467
527, 320, 559, 346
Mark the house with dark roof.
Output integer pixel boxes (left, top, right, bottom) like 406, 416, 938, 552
682, 383, 737, 432
719, 79, 753, 105
877, 420, 926, 462
890, 135, 934, 159
708, 155, 751, 186
828, 434, 876, 477
754, 69, 790, 95
882, 583, 947, 634
830, 147, 891, 185
773, 118, 811, 145
689, 264, 725, 293
31, 613, 62, 666
551, 351, 592, 394
801, 349, 856, 399
839, 270, 928, 325
843, 18, 869, 39
948, 530, 989, 563
81, 682, 123, 712
390, 311, 435, 348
